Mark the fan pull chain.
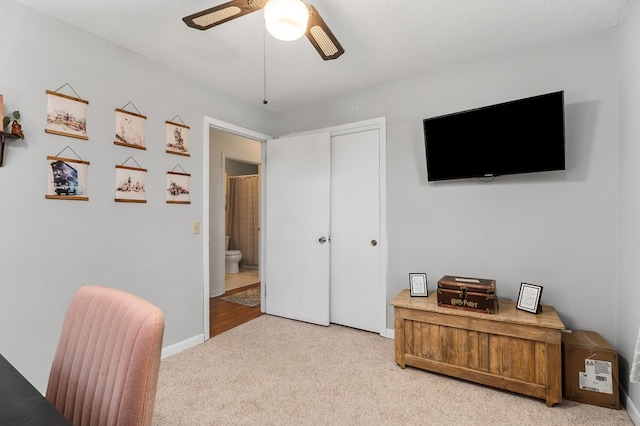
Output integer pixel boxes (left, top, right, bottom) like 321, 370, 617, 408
263, 25, 268, 105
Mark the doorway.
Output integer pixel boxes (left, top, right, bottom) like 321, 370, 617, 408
203, 118, 270, 340
224, 158, 260, 292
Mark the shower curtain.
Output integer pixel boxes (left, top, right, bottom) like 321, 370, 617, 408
227, 174, 260, 268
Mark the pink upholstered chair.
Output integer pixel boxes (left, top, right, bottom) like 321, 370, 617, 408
46, 285, 165, 426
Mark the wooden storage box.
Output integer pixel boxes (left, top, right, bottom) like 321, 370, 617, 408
437, 275, 498, 314
392, 289, 565, 407
562, 330, 619, 409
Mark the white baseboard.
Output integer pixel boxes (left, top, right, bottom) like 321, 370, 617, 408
623, 388, 639, 425
383, 328, 394, 339
210, 289, 224, 298
161, 334, 205, 359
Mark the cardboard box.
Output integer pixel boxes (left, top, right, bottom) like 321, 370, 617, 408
562, 330, 619, 409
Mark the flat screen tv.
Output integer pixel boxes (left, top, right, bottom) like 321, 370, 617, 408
423, 91, 565, 182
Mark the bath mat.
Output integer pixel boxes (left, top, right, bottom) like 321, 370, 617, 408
220, 287, 261, 307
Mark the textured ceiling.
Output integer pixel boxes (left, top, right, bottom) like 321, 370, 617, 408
15, 0, 630, 111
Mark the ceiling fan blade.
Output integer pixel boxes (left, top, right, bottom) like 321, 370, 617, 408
305, 4, 344, 60
183, 0, 266, 30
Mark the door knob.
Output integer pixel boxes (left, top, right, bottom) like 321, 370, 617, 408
371, 240, 378, 246
319, 236, 327, 244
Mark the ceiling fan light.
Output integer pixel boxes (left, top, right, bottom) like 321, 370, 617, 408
264, 0, 309, 42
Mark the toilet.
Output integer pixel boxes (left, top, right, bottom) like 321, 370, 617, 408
225, 236, 242, 274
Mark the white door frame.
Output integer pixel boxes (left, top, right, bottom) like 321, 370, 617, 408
202, 116, 271, 341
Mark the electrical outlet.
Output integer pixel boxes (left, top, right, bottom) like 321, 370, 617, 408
192, 221, 200, 234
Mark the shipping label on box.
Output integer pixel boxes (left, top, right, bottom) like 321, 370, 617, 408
579, 359, 613, 394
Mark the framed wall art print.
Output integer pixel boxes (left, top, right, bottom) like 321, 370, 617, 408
165, 120, 190, 156
115, 164, 147, 203
114, 108, 146, 150
45, 90, 89, 140
46, 156, 89, 201
166, 171, 191, 204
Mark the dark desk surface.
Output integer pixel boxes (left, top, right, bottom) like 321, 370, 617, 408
0, 354, 72, 426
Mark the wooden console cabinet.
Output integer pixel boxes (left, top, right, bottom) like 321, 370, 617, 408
392, 290, 565, 406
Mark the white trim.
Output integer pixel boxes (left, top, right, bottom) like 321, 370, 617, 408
218, 151, 228, 299
378, 120, 388, 338
622, 388, 640, 425
206, 117, 271, 142
260, 146, 268, 313
202, 116, 211, 341
384, 328, 395, 340
202, 116, 271, 341
161, 334, 205, 359
288, 117, 387, 137
210, 289, 224, 298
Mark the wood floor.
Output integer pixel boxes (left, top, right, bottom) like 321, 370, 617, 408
210, 283, 262, 338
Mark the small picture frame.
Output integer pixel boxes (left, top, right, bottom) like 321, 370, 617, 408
166, 171, 190, 204
165, 120, 190, 156
409, 273, 428, 297
115, 164, 147, 203
45, 90, 89, 140
45, 156, 90, 201
516, 282, 543, 314
115, 108, 146, 150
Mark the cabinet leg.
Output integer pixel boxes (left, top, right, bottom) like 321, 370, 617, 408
546, 342, 563, 407
394, 311, 406, 368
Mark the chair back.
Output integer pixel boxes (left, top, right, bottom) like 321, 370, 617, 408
46, 285, 164, 426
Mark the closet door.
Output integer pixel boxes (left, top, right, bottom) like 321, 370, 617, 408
330, 129, 381, 333
264, 132, 331, 326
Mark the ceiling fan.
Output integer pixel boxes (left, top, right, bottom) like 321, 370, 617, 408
182, 0, 345, 60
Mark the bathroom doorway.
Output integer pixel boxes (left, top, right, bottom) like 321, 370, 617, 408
224, 159, 260, 292
207, 123, 266, 338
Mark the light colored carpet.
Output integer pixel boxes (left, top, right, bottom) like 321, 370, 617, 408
154, 315, 633, 425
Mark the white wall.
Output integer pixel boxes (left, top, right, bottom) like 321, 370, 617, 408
276, 31, 620, 345
0, 1, 273, 392
618, 0, 640, 418
208, 128, 262, 297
